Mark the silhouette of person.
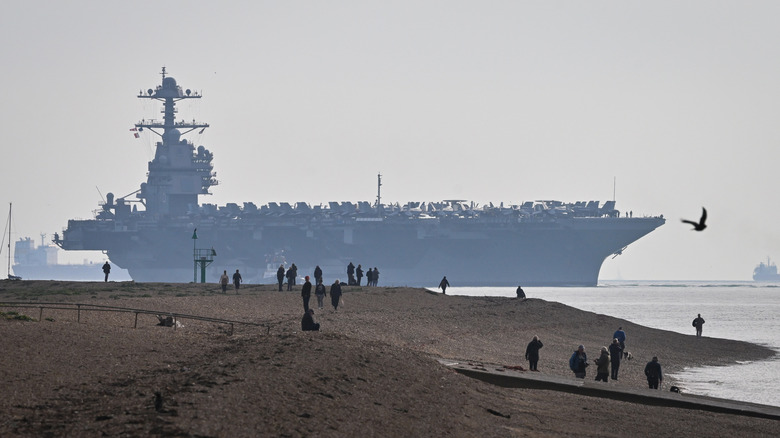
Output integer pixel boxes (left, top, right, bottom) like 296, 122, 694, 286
347, 262, 355, 285
439, 276, 450, 294
314, 265, 322, 284
232, 269, 242, 290
102, 262, 111, 282
516, 285, 525, 299
356, 264, 364, 286
277, 265, 285, 291
372, 267, 380, 286
693, 314, 705, 337
286, 266, 295, 291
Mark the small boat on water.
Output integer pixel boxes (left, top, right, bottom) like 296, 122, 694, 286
753, 258, 780, 282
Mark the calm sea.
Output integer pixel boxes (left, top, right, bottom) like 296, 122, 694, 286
441, 281, 780, 408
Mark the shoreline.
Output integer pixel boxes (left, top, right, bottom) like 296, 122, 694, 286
1, 280, 777, 436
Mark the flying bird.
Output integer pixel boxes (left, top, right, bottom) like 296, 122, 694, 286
681, 207, 707, 231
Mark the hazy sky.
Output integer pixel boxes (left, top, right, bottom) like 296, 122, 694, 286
2, 1, 779, 281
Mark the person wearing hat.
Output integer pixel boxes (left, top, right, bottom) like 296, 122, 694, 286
301, 275, 312, 312
301, 309, 320, 331
569, 345, 589, 378
644, 356, 663, 389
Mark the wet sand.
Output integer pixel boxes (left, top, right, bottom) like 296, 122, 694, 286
0, 281, 776, 437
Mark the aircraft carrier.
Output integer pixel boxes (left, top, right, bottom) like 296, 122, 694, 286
57, 69, 665, 286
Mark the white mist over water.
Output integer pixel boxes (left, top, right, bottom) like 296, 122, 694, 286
441, 281, 780, 407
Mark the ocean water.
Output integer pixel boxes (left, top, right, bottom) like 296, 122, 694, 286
441, 281, 780, 407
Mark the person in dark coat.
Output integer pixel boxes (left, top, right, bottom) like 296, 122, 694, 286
516, 285, 526, 299
276, 265, 285, 291
291, 263, 298, 286
693, 314, 705, 337
232, 269, 242, 290
330, 279, 342, 311
525, 335, 543, 371
594, 346, 610, 382
286, 267, 295, 291
372, 267, 380, 286
438, 276, 450, 294
356, 264, 364, 286
301, 309, 320, 331
314, 265, 322, 284
347, 262, 355, 285
608, 338, 623, 380
314, 279, 327, 310
569, 345, 588, 378
644, 356, 663, 389
301, 276, 312, 312
102, 262, 111, 282
365, 268, 373, 287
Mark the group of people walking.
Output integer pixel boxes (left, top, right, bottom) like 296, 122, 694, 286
565, 327, 663, 389
219, 269, 242, 293
520, 320, 708, 391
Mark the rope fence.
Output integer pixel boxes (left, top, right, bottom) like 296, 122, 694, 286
0, 302, 269, 335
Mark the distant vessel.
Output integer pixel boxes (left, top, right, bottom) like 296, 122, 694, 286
14, 234, 130, 281
56, 68, 665, 286
753, 258, 780, 282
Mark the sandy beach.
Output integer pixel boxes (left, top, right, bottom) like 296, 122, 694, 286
0, 280, 776, 437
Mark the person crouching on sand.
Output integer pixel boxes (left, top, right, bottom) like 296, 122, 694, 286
301, 309, 320, 331
569, 345, 588, 378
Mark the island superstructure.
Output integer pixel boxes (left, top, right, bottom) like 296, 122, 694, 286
57, 69, 665, 286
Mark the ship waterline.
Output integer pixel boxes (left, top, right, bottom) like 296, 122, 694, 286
57, 69, 665, 285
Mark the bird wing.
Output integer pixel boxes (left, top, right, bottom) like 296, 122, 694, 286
681, 219, 698, 227
699, 208, 707, 226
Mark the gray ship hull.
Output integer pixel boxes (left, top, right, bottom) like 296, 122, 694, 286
65, 216, 664, 286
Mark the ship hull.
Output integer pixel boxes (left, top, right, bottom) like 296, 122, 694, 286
12, 264, 132, 282
62, 216, 664, 286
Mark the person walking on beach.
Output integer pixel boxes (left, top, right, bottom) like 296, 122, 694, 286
219, 270, 229, 293
372, 267, 380, 286
439, 276, 450, 294
291, 263, 298, 286
594, 346, 610, 382
356, 264, 364, 286
644, 356, 663, 389
330, 279, 342, 311
516, 285, 526, 299
314, 279, 327, 310
314, 265, 322, 285
232, 269, 242, 291
525, 335, 543, 371
693, 314, 705, 337
301, 276, 312, 312
277, 265, 285, 291
609, 338, 622, 380
301, 309, 320, 331
286, 266, 295, 291
102, 261, 111, 282
613, 326, 626, 357
569, 345, 589, 379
